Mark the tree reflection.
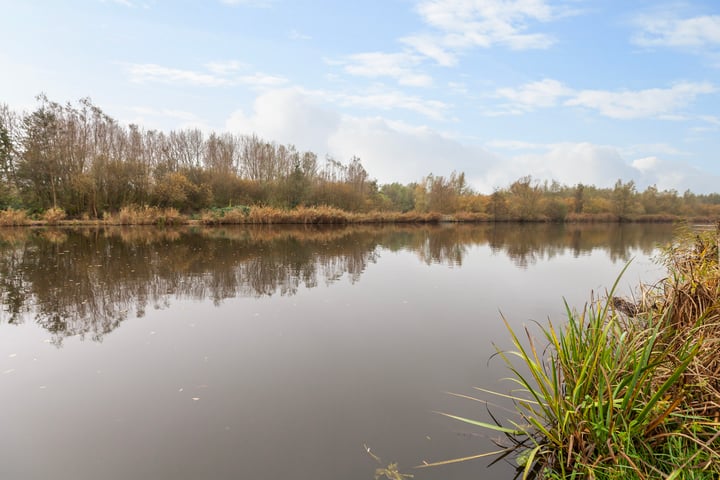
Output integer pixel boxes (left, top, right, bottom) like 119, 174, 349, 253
0, 223, 674, 343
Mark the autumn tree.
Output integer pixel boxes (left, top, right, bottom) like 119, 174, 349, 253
508, 176, 542, 220
612, 179, 638, 219
573, 183, 584, 214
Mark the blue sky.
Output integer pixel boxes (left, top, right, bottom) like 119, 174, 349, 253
2, 0, 720, 193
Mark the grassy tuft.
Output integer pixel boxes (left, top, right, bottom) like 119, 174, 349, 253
0, 209, 30, 226
42, 207, 66, 225
104, 206, 185, 226
428, 224, 720, 479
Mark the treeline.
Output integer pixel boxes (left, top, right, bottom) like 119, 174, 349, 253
1, 95, 719, 221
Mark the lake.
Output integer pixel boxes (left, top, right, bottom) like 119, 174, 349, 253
0, 223, 676, 480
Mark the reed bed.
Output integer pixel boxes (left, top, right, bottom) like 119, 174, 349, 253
0, 205, 691, 227
102, 206, 184, 226
42, 207, 66, 225
0, 209, 31, 226
424, 224, 720, 479
198, 206, 445, 225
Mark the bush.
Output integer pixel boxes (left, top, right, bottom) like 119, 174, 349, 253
0, 208, 29, 226
42, 207, 66, 225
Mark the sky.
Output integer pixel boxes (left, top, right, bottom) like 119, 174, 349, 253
2, 0, 720, 193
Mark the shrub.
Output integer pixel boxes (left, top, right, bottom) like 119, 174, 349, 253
42, 207, 66, 225
0, 208, 29, 226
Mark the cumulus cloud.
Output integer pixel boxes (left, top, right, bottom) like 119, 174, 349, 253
226, 88, 341, 153
631, 156, 720, 193
223, 88, 720, 194
224, 88, 494, 183
481, 143, 638, 191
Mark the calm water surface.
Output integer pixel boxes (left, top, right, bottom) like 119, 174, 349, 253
0, 223, 675, 480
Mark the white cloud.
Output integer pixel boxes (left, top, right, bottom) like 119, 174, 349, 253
566, 82, 716, 119
338, 52, 433, 87
632, 156, 658, 172
128, 106, 200, 122
495, 78, 572, 112
482, 142, 720, 194
205, 60, 247, 75
402, 0, 561, 65
126, 62, 287, 88
486, 79, 716, 119
484, 139, 556, 151
238, 73, 289, 87
128, 63, 231, 87
400, 35, 458, 66
633, 14, 720, 48
620, 143, 690, 158
224, 88, 493, 183
121, 106, 214, 132
631, 156, 720, 193
332, 90, 449, 120
226, 88, 341, 151
222, 88, 720, 194
482, 142, 637, 191
699, 115, 720, 126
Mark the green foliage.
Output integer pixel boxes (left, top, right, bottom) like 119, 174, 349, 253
380, 182, 415, 212
433, 242, 720, 478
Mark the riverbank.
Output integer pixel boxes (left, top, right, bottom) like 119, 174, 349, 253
430, 225, 720, 478
0, 205, 715, 227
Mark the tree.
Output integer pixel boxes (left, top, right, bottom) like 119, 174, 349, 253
573, 183, 584, 214
486, 189, 509, 221
508, 176, 542, 220
380, 183, 415, 212
612, 179, 637, 219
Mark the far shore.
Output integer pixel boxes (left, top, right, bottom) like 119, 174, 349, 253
0, 205, 715, 227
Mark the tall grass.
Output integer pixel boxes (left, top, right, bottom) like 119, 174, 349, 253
42, 207, 66, 225
103, 206, 184, 226
423, 226, 720, 479
0, 208, 30, 226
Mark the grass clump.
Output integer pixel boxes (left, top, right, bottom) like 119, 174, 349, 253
104, 206, 185, 226
426, 225, 720, 479
200, 205, 251, 224
42, 207, 66, 225
0, 208, 30, 226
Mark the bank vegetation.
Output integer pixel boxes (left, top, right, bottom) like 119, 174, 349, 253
1, 96, 720, 225
426, 226, 720, 478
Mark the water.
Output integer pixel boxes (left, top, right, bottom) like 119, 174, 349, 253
0, 223, 675, 480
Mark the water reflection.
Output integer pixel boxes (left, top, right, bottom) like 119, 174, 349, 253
0, 223, 674, 343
